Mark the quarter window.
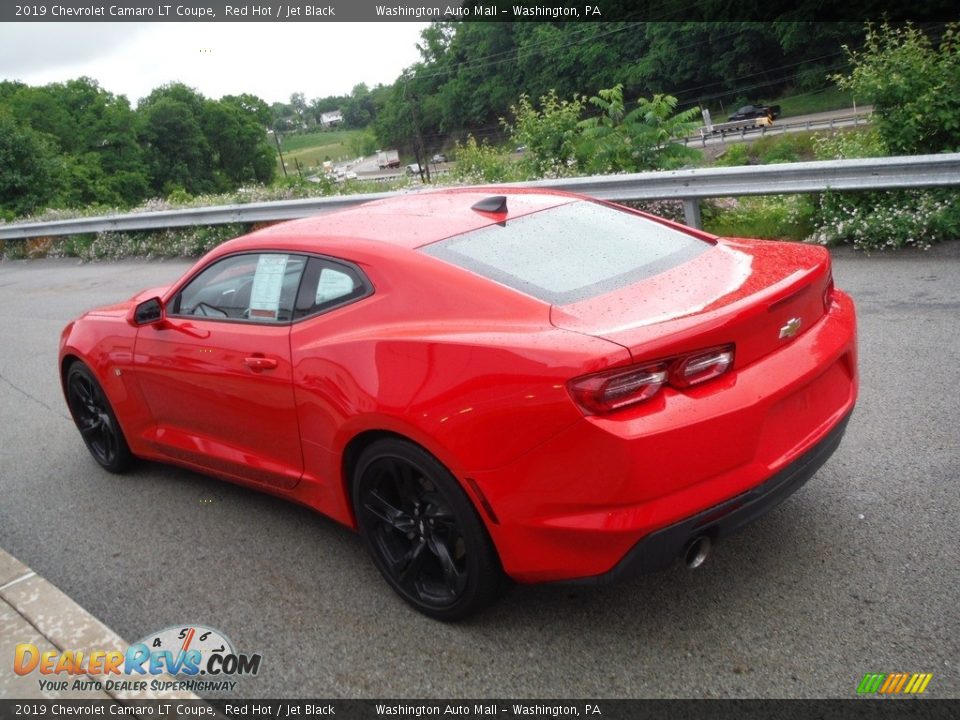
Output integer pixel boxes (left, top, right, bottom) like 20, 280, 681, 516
293, 257, 369, 319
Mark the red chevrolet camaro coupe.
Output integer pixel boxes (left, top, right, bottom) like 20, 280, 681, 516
60, 188, 858, 620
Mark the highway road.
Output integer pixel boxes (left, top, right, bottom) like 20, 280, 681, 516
684, 106, 874, 150
0, 240, 957, 698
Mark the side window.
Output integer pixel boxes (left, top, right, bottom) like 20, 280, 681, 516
172, 253, 306, 323
294, 257, 369, 319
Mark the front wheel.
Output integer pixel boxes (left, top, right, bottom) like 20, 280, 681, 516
353, 439, 504, 621
65, 362, 133, 473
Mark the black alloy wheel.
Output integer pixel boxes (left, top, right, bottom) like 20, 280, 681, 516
66, 363, 132, 473
353, 439, 504, 621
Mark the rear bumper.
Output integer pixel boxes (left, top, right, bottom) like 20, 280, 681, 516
471, 291, 858, 583
571, 409, 851, 584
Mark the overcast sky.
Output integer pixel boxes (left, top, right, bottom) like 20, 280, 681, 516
0, 23, 429, 105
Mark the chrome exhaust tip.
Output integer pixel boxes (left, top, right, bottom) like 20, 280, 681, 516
684, 535, 711, 569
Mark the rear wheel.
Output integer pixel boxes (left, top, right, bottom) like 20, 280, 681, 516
65, 363, 132, 473
353, 439, 504, 621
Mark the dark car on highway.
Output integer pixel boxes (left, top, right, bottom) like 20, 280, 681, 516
728, 104, 781, 121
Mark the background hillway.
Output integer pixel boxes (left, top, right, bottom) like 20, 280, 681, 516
0, 21, 882, 217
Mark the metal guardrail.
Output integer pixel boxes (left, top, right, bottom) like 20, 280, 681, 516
1, 153, 958, 239
685, 111, 870, 146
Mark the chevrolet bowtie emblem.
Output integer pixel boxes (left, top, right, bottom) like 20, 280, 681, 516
779, 317, 802, 339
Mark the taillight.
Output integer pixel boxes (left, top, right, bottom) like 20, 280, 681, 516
567, 344, 735, 415
823, 270, 835, 311
568, 363, 668, 415
669, 346, 734, 388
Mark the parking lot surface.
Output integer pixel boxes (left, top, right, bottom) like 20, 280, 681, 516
0, 243, 957, 698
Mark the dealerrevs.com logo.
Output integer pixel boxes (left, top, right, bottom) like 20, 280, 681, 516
14, 624, 261, 694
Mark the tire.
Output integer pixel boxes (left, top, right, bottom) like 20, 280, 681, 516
65, 362, 133, 473
352, 438, 504, 621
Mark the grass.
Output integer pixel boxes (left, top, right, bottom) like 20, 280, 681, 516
713, 131, 820, 166
775, 86, 859, 117
704, 195, 816, 241
274, 129, 365, 173
280, 128, 361, 152
713, 86, 857, 122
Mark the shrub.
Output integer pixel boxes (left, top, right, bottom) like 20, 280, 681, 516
712, 133, 818, 167
752, 132, 817, 164
452, 136, 523, 183
834, 22, 960, 154
813, 126, 887, 160
704, 195, 815, 241
714, 144, 751, 167
807, 124, 960, 251
577, 86, 701, 173
503, 90, 585, 178
44, 224, 247, 261
809, 189, 960, 250
618, 199, 687, 224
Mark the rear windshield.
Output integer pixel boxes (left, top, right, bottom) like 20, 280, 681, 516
421, 200, 709, 304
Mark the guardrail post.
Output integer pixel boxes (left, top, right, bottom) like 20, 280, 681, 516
683, 198, 702, 229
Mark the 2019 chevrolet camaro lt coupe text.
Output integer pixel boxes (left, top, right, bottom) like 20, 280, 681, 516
60, 188, 858, 620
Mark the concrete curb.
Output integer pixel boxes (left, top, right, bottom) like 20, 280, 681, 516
0, 547, 198, 701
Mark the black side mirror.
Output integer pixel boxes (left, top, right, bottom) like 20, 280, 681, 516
133, 297, 163, 326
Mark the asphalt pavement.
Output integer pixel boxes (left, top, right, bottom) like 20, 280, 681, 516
0, 243, 957, 699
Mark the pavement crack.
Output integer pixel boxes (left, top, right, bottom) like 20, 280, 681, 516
0, 371, 71, 421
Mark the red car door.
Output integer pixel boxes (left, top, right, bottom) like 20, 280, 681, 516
133, 253, 306, 490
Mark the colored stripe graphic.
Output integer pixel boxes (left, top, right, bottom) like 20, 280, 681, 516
858, 673, 932, 694
857, 673, 885, 694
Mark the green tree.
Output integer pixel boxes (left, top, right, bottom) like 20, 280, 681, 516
289, 92, 308, 128
342, 83, 376, 128
271, 101, 295, 132
0, 110, 62, 218
504, 90, 585, 178
452, 135, 522, 183
223, 93, 273, 126
578, 86, 701, 172
370, 21, 865, 150
2, 78, 148, 208
203, 98, 275, 188
834, 22, 960, 154
138, 90, 215, 195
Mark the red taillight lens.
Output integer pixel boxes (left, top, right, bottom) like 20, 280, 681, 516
823, 271, 835, 311
669, 345, 734, 388
568, 344, 735, 415
567, 363, 668, 415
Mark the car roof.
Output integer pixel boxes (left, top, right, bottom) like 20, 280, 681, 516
225, 187, 580, 255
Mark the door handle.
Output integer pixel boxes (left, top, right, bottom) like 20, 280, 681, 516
243, 356, 278, 371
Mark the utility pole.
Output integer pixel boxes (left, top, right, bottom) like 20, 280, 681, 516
402, 74, 430, 184
269, 129, 288, 178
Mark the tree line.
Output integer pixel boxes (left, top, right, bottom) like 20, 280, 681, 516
0, 79, 276, 219
0, 21, 876, 220
370, 21, 866, 153
263, 21, 868, 152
